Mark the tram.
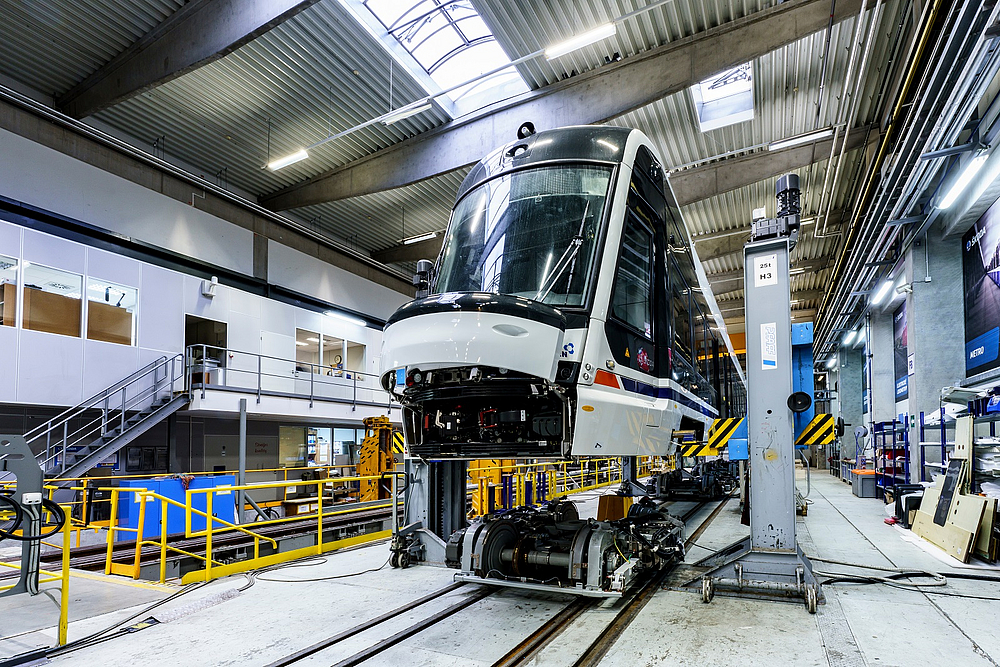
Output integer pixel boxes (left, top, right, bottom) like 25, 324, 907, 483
380, 125, 745, 460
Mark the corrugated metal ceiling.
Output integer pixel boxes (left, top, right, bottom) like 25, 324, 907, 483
0, 0, 910, 326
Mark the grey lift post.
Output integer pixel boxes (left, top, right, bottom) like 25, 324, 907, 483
691, 174, 821, 612
0, 435, 44, 598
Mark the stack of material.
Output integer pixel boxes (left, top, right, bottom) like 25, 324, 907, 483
912, 417, 998, 562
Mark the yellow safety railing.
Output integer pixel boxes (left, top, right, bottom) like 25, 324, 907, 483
103, 473, 401, 584
468, 456, 666, 517
0, 508, 71, 646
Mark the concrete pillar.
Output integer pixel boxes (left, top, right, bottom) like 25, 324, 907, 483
904, 224, 965, 479
835, 345, 865, 448
868, 309, 897, 425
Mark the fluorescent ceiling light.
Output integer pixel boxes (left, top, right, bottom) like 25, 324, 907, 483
768, 128, 834, 151
382, 102, 433, 125
870, 279, 893, 306
826, 357, 837, 369
325, 311, 366, 327
306, 337, 320, 343
854, 327, 866, 347
267, 149, 309, 171
842, 330, 856, 345
939, 153, 989, 209
402, 232, 437, 245
544, 23, 617, 60
295, 341, 308, 347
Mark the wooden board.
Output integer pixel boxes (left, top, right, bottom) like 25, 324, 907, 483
974, 500, 997, 562
87, 300, 133, 345
912, 485, 983, 563
22, 287, 81, 336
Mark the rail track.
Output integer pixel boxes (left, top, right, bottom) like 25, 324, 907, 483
266, 496, 731, 667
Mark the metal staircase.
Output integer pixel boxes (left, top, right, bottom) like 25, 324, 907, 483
26, 353, 189, 480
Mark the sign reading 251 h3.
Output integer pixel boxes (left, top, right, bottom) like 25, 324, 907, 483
754, 254, 778, 287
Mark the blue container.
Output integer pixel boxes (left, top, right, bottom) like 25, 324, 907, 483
117, 475, 236, 540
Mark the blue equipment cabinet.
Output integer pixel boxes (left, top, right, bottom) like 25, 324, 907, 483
117, 475, 236, 540
791, 322, 816, 446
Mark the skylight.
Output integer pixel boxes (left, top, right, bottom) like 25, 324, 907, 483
692, 63, 754, 132
360, 0, 527, 112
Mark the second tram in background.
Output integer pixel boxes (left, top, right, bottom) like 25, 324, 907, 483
381, 125, 745, 460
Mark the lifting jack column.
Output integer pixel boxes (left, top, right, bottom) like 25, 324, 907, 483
689, 174, 822, 613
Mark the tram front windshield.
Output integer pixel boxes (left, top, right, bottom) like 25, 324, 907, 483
435, 164, 612, 307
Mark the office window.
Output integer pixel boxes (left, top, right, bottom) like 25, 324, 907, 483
0, 255, 16, 327
86, 279, 137, 345
295, 329, 321, 372
323, 335, 345, 375
22, 263, 82, 337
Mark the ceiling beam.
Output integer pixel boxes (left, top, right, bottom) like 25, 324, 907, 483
694, 212, 844, 265
724, 308, 817, 325
261, 0, 866, 212
671, 127, 872, 207
373, 235, 443, 264
58, 0, 321, 118
707, 258, 830, 286
715, 288, 825, 307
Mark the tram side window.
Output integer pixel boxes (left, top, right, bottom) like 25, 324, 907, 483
669, 257, 693, 365
610, 219, 653, 338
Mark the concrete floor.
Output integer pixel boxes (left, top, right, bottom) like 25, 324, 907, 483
1, 472, 998, 666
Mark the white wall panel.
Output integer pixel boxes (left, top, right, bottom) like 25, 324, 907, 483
0, 129, 254, 275
229, 286, 260, 319
0, 219, 22, 255
138, 264, 184, 353
81, 339, 140, 398
23, 228, 85, 274
18, 331, 84, 406
0, 326, 17, 403
260, 297, 295, 335
86, 247, 141, 287
268, 240, 409, 321
183, 275, 231, 322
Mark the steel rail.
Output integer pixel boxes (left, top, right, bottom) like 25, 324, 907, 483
265, 581, 472, 667
491, 495, 731, 667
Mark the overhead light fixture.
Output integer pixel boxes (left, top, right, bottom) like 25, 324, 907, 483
768, 128, 834, 151
939, 152, 989, 209
854, 327, 866, 347
870, 279, 893, 306
842, 330, 856, 345
826, 357, 837, 369
306, 337, 320, 343
267, 149, 309, 171
402, 231, 437, 245
295, 341, 308, 347
544, 23, 617, 60
382, 102, 433, 125
325, 310, 366, 327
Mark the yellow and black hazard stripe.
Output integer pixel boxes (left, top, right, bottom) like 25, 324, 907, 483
392, 430, 406, 455
680, 418, 744, 457
795, 413, 835, 447
708, 417, 743, 450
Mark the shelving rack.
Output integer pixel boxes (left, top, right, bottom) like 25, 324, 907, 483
921, 405, 1000, 494
873, 419, 909, 500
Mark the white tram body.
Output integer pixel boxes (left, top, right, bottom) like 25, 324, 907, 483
380, 126, 745, 459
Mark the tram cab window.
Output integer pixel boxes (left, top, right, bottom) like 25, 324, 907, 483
610, 219, 653, 338
435, 164, 612, 308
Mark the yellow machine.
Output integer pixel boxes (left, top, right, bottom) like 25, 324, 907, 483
357, 416, 395, 502
468, 459, 515, 517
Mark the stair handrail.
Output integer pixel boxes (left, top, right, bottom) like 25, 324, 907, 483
29, 353, 188, 472
24, 354, 183, 443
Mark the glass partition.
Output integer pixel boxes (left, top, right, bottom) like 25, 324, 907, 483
0, 255, 16, 327
22, 262, 82, 337
86, 279, 137, 345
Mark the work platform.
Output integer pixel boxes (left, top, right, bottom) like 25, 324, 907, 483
2, 474, 999, 666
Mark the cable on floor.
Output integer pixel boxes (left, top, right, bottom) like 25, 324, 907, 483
45, 581, 211, 657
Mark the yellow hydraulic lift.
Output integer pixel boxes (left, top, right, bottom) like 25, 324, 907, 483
357, 416, 396, 502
